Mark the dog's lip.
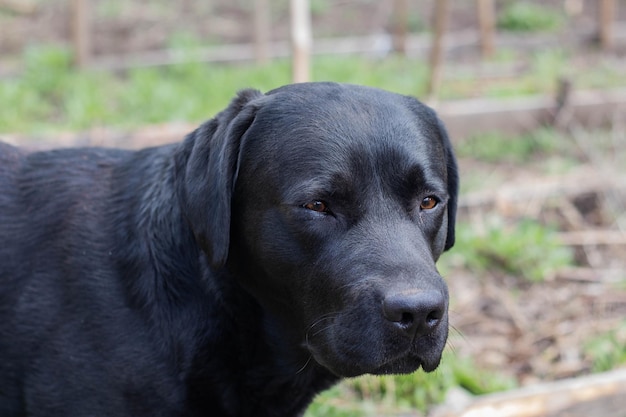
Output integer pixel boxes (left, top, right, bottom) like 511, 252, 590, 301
372, 350, 442, 375
307, 343, 442, 377
303, 314, 447, 376
419, 354, 443, 372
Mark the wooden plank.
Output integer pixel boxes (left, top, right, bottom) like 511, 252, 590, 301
4, 88, 626, 149
460, 167, 626, 210
436, 88, 626, 140
59, 22, 626, 73
557, 230, 626, 246
433, 369, 626, 417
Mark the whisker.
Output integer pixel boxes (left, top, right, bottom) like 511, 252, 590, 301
297, 313, 341, 376
306, 312, 339, 334
303, 312, 340, 349
295, 355, 313, 375
448, 323, 465, 339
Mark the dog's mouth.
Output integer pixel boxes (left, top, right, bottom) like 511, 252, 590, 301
369, 348, 444, 375
308, 346, 443, 378
305, 327, 447, 378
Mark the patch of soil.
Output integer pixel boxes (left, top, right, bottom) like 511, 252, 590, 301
449, 156, 626, 386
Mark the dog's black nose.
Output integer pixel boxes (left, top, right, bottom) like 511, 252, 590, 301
382, 290, 446, 338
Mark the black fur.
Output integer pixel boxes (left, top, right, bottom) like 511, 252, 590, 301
0, 82, 458, 416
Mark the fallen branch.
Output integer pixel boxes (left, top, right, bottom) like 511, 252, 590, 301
554, 267, 625, 283
460, 169, 626, 210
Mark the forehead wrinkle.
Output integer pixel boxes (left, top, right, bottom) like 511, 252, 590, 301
244, 89, 446, 194
309, 120, 429, 200
280, 174, 339, 202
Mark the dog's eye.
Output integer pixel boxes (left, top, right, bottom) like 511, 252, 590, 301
303, 200, 329, 213
420, 196, 438, 210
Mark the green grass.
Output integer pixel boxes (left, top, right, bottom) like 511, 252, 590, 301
584, 321, 626, 373
443, 48, 580, 99
0, 45, 295, 133
456, 128, 564, 164
1, 44, 624, 135
497, 2, 564, 32
451, 217, 574, 283
0, 46, 433, 133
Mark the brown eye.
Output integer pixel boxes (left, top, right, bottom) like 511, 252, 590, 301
420, 196, 438, 210
304, 201, 328, 213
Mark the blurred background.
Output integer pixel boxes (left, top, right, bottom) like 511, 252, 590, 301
1, 1, 625, 416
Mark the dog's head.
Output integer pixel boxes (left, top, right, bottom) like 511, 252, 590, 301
178, 82, 458, 377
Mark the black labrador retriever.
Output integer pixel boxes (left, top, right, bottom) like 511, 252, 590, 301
0, 82, 458, 416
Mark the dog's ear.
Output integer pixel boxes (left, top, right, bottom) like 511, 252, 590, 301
404, 97, 459, 251
437, 118, 458, 251
176, 89, 263, 267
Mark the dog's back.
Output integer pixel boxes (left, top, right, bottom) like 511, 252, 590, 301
0, 143, 162, 415
0, 144, 129, 284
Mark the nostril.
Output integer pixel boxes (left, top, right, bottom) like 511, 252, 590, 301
426, 308, 443, 328
426, 308, 443, 321
399, 312, 414, 328
382, 290, 446, 337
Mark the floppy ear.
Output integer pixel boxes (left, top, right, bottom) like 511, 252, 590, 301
176, 89, 263, 267
404, 96, 459, 251
437, 117, 458, 251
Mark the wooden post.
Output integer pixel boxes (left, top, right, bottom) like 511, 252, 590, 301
254, 0, 270, 64
427, 0, 449, 101
476, 0, 495, 58
391, 0, 408, 55
71, 0, 91, 69
290, 0, 312, 83
598, 0, 616, 50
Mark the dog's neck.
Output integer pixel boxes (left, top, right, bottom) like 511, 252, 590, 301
192, 289, 339, 414
109, 147, 202, 310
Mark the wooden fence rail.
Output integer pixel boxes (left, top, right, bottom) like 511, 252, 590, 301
53, 0, 625, 87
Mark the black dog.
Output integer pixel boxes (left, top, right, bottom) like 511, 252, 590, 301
0, 82, 458, 416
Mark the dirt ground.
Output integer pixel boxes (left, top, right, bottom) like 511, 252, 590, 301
449, 160, 626, 385
2, 0, 626, 396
